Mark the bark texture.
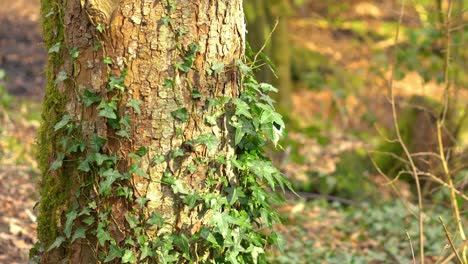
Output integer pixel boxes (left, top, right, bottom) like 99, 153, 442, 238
37, 0, 244, 262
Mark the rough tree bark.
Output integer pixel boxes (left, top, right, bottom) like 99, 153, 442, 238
36, 0, 246, 262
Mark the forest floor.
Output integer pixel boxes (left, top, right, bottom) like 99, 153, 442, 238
0, 0, 465, 263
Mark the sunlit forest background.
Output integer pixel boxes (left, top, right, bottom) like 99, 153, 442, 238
0, 0, 467, 263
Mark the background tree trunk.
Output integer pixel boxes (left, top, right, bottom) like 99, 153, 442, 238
37, 0, 244, 262
245, 0, 292, 110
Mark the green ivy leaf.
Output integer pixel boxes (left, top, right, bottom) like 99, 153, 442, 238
96, 223, 112, 246
152, 154, 165, 165
94, 153, 109, 166
54, 70, 68, 85
70, 47, 79, 59
163, 78, 174, 89
96, 24, 104, 33
98, 103, 117, 119
49, 153, 64, 171
232, 98, 252, 118
136, 197, 149, 208
90, 134, 107, 152
48, 42, 61, 54
211, 62, 224, 75
64, 208, 78, 238
104, 244, 124, 262
172, 234, 190, 260
194, 134, 219, 154
171, 107, 189, 122
78, 157, 91, 172
147, 212, 164, 227
191, 89, 202, 99
171, 179, 188, 194
126, 99, 142, 115
108, 76, 125, 91
54, 114, 71, 131
71, 227, 87, 243
171, 148, 185, 159
121, 250, 136, 263
125, 214, 139, 229
136, 146, 147, 156
210, 212, 231, 238
47, 236, 65, 251
83, 89, 101, 106
259, 83, 278, 93
161, 16, 172, 26
103, 57, 112, 65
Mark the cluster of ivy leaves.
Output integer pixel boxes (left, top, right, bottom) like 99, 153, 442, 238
31, 0, 292, 263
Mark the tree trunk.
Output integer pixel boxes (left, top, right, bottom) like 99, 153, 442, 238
244, 0, 292, 110
34, 0, 278, 262
269, 0, 292, 111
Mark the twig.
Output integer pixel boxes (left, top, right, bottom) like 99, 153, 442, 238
389, 1, 425, 262
252, 19, 279, 69
407, 231, 417, 264
437, 121, 467, 262
439, 216, 464, 264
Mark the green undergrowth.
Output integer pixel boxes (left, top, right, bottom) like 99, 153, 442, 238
270, 200, 458, 263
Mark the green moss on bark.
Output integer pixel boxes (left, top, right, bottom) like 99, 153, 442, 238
37, 0, 70, 245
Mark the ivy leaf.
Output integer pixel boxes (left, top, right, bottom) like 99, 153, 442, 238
136, 146, 147, 156
125, 213, 139, 229
49, 153, 64, 171
116, 130, 130, 139
90, 134, 107, 152
96, 24, 104, 33
210, 212, 231, 238
47, 236, 65, 251
71, 227, 87, 243
103, 57, 112, 65
163, 78, 174, 89
70, 47, 79, 59
140, 243, 153, 260
96, 223, 112, 246
152, 154, 165, 165
172, 234, 190, 259
211, 62, 224, 75
48, 42, 61, 54
171, 107, 189, 122
171, 179, 188, 194
94, 153, 109, 166
260, 108, 284, 126
78, 157, 91, 172
64, 209, 78, 238
191, 89, 202, 99
54, 114, 71, 131
83, 89, 101, 106
248, 245, 265, 264
194, 134, 218, 154
101, 168, 122, 181
126, 99, 142, 115
54, 70, 68, 85
259, 83, 278, 93
136, 197, 149, 208
98, 103, 117, 119
129, 163, 146, 178
108, 76, 125, 91
122, 250, 136, 263
161, 15, 171, 26
171, 148, 185, 159
147, 212, 164, 227
104, 244, 124, 262
232, 98, 252, 118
